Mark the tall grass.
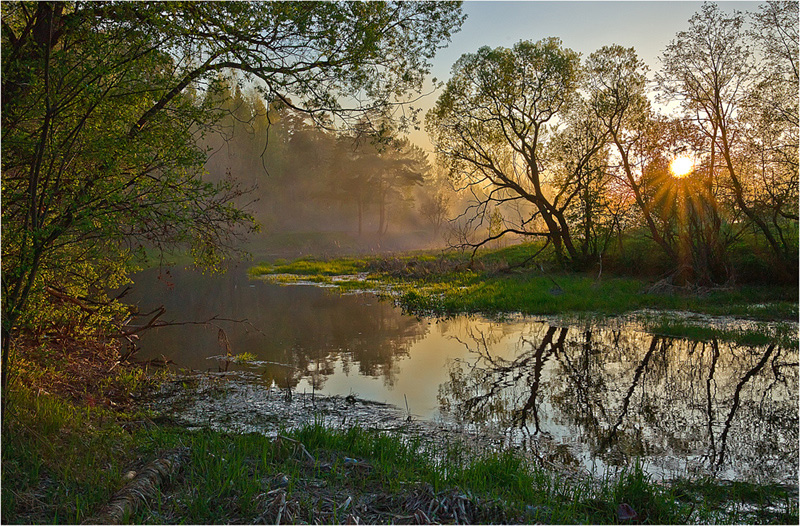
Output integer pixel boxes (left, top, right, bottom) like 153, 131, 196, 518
1, 386, 137, 523
5, 395, 795, 524
130, 422, 797, 524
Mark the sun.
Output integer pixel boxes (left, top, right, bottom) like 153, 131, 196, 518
669, 155, 695, 178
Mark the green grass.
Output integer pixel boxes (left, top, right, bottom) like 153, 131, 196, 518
249, 245, 798, 323
671, 477, 800, 524
128, 423, 797, 524
249, 255, 371, 279
4, 384, 796, 524
1, 386, 140, 524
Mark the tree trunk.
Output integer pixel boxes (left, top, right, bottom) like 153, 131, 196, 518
613, 134, 678, 262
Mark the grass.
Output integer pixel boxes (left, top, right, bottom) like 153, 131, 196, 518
249, 254, 369, 278
1, 332, 165, 524
126, 422, 797, 524
249, 244, 798, 323
5, 402, 797, 524
1, 385, 140, 524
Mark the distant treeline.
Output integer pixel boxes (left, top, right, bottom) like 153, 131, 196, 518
202, 82, 452, 241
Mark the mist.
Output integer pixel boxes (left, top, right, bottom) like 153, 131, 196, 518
200, 83, 460, 259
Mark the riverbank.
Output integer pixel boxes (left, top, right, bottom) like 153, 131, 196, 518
2, 326, 798, 524
249, 244, 798, 347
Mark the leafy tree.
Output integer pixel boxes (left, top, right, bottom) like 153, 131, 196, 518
547, 97, 614, 263
657, 1, 797, 280
373, 138, 429, 236
427, 38, 584, 266
742, 1, 799, 264
585, 45, 682, 267
1, 1, 464, 406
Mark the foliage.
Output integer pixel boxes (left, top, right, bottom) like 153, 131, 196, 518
427, 38, 586, 267
428, 2, 798, 285
0, 1, 465, 403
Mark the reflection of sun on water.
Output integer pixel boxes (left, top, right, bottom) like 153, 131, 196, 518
669, 155, 695, 178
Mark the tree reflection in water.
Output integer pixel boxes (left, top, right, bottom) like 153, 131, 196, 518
437, 323, 798, 484
129, 267, 429, 389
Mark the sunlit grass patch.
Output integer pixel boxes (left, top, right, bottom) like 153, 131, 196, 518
250, 247, 797, 325
249, 256, 371, 279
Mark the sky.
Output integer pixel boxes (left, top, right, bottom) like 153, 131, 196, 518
407, 0, 761, 152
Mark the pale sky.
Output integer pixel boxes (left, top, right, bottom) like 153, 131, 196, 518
407, 0, 761, 151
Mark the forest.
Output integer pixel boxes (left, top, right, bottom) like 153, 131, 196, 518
205, 2, 797, 288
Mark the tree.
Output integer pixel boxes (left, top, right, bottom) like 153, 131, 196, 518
419, 188, 452, 240
1, 1, 465, 407
547, 97, 614, 263
742, 1, 799, 264
585, 45, 681, 266
373, 138, 429, 236
657, 1, 797, 280
426, 38, 584, 267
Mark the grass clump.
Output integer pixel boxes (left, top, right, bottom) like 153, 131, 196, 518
1, 332, 164, 524
129, 423, 685, 524
1, 385, 140, 524
249, 255, 370, 279
127, 422, 798, 524
643, 318, 798, 347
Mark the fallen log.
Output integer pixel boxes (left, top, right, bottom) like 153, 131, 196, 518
83, 448, 188, 524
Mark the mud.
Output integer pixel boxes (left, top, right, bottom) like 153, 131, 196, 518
146, 371, 438, 437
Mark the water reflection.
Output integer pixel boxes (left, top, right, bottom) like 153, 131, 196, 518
128, 267, 428, 389
129, 267, 797, 484
437, 323, 798, 483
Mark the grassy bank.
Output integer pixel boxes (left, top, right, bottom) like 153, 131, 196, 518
5, 392, 797, 524
127, 423, 796, 524
249, 244, 798, 346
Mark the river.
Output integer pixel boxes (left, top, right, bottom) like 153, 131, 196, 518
127, 265, 798, 485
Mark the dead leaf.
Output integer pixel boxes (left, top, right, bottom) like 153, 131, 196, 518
617, 502, 638, 521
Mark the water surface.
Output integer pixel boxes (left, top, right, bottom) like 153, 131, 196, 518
129, 266, 798, 484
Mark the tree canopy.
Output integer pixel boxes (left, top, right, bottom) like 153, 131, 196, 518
0, 1, 465, 400
427, 1, 797, 282
427, 38, 585, 266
